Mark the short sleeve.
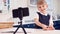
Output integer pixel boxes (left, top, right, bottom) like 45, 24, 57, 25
34, 13, 39, 19
49, 15, 54, 26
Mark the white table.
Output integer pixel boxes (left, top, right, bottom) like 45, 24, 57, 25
0, 28, 60, 34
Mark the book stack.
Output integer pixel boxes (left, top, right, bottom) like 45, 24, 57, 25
0, 22, 14, 29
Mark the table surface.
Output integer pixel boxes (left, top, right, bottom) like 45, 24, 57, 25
0, 28, 60, 34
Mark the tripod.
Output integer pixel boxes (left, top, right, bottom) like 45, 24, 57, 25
13, 7, 29, 34
13, 9, 27, 34
13, 19, 27, 34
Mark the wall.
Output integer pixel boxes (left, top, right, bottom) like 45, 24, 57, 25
52, 0, 60, 20
0, 0, 60, 25
57, 0, 60, 15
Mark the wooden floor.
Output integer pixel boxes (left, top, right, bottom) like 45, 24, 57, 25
0, 28, 60, 34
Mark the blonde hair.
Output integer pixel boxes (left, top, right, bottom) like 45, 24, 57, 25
37, 0, 47, 5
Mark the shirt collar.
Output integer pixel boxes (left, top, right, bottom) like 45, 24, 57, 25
37, 10, 48, 16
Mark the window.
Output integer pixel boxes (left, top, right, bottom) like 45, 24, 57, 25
29, 0, 37, 6
29, 0, 54, 11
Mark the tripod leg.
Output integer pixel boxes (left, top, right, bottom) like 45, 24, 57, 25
21, 25, 27, 34
13, 25, 20, 34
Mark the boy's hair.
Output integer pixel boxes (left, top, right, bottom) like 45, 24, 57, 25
37, 0, 47, 5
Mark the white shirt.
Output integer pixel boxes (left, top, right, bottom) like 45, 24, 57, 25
34, 11, 53, 26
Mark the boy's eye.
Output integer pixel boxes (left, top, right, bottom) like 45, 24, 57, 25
39, 7, 41, 8
42, 6, 44, 7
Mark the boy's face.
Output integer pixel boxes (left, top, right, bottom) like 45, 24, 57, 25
37, 4, 48, 12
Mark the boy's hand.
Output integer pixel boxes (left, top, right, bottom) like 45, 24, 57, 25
48, 26, 55, 30
42, 25, 48, 30
45, 26, 55, 30
42, 25, 55, 30
42, 27, 48, 30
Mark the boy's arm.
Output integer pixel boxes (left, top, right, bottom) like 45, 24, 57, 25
49, 15, 55, 30
34, 13, 48, 30
34, 18, 48, 30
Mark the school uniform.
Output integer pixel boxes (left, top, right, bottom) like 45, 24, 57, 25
35, 11, 53, 29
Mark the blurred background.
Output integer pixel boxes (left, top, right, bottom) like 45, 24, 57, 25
0, 0, 60, 29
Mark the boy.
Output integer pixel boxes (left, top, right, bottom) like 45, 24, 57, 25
34, 0, 55, 30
